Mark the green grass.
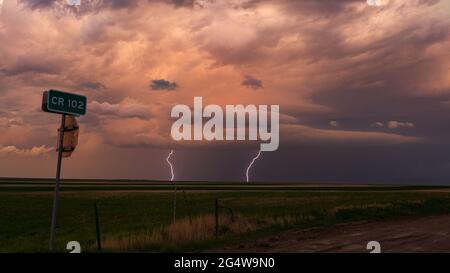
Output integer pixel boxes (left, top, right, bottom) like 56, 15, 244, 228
1, 183, 450, 252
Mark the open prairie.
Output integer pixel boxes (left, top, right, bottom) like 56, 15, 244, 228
2, 178, 450, 252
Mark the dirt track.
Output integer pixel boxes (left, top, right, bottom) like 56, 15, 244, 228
213, 214, 450, 253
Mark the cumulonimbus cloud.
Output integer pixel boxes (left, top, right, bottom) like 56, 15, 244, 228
0, 0, 448, 180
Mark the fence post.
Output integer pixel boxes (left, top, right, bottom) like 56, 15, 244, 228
182, 190, 193, 223
215, 198, 219, 239
94, 203, 102, 251
173, 186, 177, 224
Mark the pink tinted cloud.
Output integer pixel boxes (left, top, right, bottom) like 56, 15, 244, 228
0, 0, 448, 178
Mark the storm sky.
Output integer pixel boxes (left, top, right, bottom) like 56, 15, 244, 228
0, 0, 450, 183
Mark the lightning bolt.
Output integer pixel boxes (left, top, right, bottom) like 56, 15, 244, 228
166, 149, 177, 222
246, 150, 262, 183
166, 149, 175, 181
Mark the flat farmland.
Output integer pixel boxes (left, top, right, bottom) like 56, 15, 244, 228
1, 178, 450, 252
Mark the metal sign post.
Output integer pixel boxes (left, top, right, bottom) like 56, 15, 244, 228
49, 114, 66, 251
42, 89, 86, 252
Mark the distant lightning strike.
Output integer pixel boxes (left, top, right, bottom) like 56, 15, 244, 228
166, 149, 177, 223
246, 150, 262, 183
166, 149, 175, 181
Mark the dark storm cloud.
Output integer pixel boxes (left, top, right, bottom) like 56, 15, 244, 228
241, 75, 263, 90
305, 23, 450, 138
145, 142, 450, 185
77, 81, 107, 91
249, 143, 450, 184
268, 1, 450, 141
150, 79, 178, 91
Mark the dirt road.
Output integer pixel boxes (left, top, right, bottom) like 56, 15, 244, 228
212, 215, 450, 253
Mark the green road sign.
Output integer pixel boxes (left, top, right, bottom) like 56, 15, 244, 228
42, 90, 87, 116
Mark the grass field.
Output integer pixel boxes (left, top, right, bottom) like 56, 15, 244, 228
1, 178, 450, 252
